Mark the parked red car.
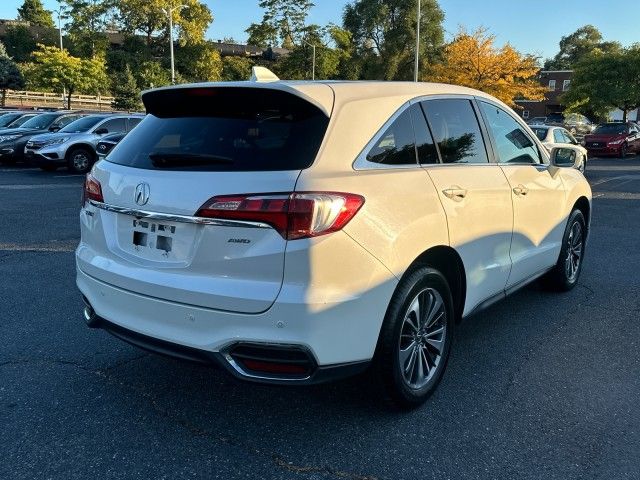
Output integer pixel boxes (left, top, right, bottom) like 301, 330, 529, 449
584, 122, 640, 157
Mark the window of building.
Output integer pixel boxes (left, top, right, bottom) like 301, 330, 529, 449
563, 80, 571, 91
522, 110, 530, 119
548, 80, 556, 91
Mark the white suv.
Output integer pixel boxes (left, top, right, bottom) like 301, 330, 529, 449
77, 80, 592, 407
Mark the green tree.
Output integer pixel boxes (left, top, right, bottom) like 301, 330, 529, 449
0, 53, 26, 107
221, 56, 254, 81
62, 0, 113, 58
17, 0, 55, 28
117, 0, 213, 47
111, 64, 140, 110
562, 47, 640, 122
343, 0, 444, 80
30, 45, 108, 108
3, 24, 56, 62
246, 0, 314, 48
135, 60, 171, 90
544, 25, 622, 70
176, 42, 223, 82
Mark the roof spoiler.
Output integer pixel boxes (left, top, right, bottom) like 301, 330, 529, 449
250, 66, 280, 83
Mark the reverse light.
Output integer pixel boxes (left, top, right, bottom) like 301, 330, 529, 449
195, 192, 365, 240
82, 172, 103, 204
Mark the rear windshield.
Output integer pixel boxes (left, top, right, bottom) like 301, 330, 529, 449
594, 124, 626, 135
531, 127, 548, 141
106, 87, 329, 171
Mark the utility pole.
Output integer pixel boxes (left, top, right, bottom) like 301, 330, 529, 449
414, 0, 421, 82
163, 5, 186, 84
304, 42, 316, 80
56, 6, 66, 105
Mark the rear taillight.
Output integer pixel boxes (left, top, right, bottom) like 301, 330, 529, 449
83, 173, 103, 204
195, 192, 364, 240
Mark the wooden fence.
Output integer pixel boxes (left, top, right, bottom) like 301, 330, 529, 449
4, 90, 116, 111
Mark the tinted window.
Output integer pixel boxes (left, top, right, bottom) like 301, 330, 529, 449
108, 88, 329, 172
366, 108, 417, 166
99, 118, 127, 133
10, 114, 38, 127
411, 104, 438, 164
531, 128, 548, 141
60, 116, 104, 133
127, 117, 142, 130
51, 115, 80, 130
20, 113, 59, 129
480, 101, 540, 164
553, 129, 565, 143
561, 130, 576, 144
422, 99, 488, 164
0, 113, 23, 127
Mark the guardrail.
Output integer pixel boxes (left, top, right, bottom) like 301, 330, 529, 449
4, 90, 116, 111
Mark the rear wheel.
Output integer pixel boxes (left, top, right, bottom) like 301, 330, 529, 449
372, 267, 454, 409
67, 147, 94, 174
541, 210, 586, 291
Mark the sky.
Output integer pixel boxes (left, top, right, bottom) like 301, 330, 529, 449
1, 0, 639, 61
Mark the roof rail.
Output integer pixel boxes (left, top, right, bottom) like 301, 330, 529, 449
249, 66, 280, 83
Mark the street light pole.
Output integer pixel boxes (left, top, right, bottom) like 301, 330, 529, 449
56, 6, 66, 105
304, 42, 316, 80
414, 0, 421, 82
163, 5, 186, 84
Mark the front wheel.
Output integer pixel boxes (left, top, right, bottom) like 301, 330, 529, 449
619, 144, 627, 158
372, 267, 454, 409
541, 210, 586, 291
67, 147, 94, 174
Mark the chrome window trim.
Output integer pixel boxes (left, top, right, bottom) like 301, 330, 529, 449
88, 200, 272, 229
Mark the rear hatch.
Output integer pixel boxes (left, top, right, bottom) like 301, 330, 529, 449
79, 85, 332, 313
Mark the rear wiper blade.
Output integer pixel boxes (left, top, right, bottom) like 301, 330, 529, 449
149, 152, 234, 167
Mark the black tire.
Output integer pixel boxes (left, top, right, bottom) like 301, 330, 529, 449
541, 210, 586, 291
66, 147, 94, 174
39, 165, 58, 172
619, 144, 627, 158
371, 266, 454, 409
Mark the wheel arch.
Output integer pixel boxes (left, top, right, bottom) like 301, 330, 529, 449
404, 246, 467, 323
573, 196, 591, 233
65, 143, 96, 161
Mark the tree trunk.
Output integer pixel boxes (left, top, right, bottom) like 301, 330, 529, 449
0, 88, 5, 108
622, 109, 628, 122
67, 89, 73, 110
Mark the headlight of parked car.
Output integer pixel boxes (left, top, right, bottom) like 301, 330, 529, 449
0, 134, 22, 143
44, 137, 71, 147
608, 139, 624, 145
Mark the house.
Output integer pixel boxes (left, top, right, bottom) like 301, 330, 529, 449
515, 70, 573, 120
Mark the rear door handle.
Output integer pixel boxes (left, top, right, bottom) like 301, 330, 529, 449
512, 185, 529, 196
442, 187, 467, 201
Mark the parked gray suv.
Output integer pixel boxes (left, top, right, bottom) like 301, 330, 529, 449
25, 114, 143, 173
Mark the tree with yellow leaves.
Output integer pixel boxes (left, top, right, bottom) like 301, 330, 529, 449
429, 28, 546, 107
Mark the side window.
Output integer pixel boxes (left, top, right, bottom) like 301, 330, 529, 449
127, 117, 142, 131
365, 108, 417, 166
410, 103, 438, 165
52, 115, 77, 129
479, 101, 541, 165
553, 129, 565, 144
99, 118, 127, 134
422, 99, 488, 164
562, 130, 576, 144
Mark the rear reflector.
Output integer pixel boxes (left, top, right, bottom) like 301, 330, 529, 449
83, 173, 103, 204
229, 343, 315, 377
195, 192, 364, 240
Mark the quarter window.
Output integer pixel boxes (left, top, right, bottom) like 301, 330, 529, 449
479, 101, 541, 165
366, 108, 417, 166
422, 99, 488, 164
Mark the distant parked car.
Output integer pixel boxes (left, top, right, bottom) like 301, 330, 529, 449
2, 112, 41, 130
26, 114, 143, 173
530, 125, 588, 172
96, 132, 127, 161
583, 122, 640, 158
526, 116, 547, 125
546, 113, 595, 137
0, 112, 84, 165
0, 111, 34, 129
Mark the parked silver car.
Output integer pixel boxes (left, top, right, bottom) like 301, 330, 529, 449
25, 114, 144, 173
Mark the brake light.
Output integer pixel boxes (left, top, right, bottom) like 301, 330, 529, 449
83, 173, 103, 204
195, 192, 364, 240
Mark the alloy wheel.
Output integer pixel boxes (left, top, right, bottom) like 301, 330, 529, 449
398, 288, 447, 389
73, 152, 90, 172
565, 221, 583, 282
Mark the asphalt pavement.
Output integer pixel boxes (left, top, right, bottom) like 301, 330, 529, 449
1, 158, 639, 480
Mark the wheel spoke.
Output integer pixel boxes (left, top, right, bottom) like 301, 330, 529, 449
425, 326, 444, 338
425, 295, 443, 328
420, 349, 430, 377
425, 337, 443, 354
399, 342, 417, 368
415, 347, 424, 381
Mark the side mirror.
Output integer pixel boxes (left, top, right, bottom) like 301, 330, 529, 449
49, 125, 60, 132
550, 147, 578, 168
95, 127, 108, 135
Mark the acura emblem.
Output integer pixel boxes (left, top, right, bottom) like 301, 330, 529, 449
134, 183, 150, 206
